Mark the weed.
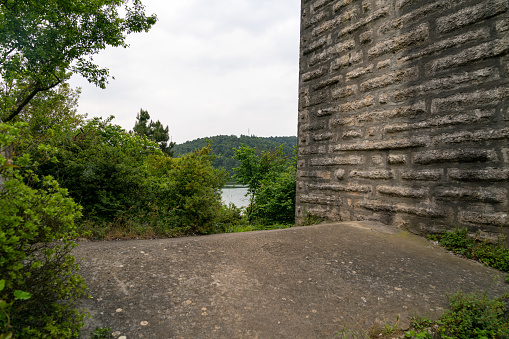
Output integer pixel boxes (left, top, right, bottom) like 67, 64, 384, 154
405, 291, 509, 338
303, 211, 325, 226
90, 327, 113, 338
333, 324, 369, 338
434, 228, 509, 280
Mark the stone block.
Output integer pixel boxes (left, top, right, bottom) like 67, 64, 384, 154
376, 185, 428, 198
401, 169, 443, 181
448, 167, 509, 181
368, 23, 429, 59
436, 187, 507, 204
436, 0, 508, 34
413, 149, 498, 165
360, 67, 418, 92
309, 155, 365, 166
459, 210, 509, 227
350, 169, 394, 179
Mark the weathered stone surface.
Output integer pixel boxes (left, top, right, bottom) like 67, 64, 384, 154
309, 40, 355, 66
300, 194, 338, 205
331, 84, 358, 99
448, 168, 509, 181
379, 0, 455, 35
331, 51, 363, 71
298, 0, 509, 235
388, 154, 407, 165
309, 155, 365, 166
297, 170, 331, 179
358, 200, 444, 218
394, 68, 498, 102
331, 137, 428, 151
436, 0, 508, 34
400, 28, 490, 63
360, 67, 418, 92
412, 149, 498, 165
312, 75, 342, 90
337, 7, 390, 38
350, 169, 394, 180
368, 23, 429, 59
432, 128, 509, 145
459, 211, 509, 227
427, 41, 509, 76
436, 187, 507, 203
307, 183, 372, 193
377, 185, 428, 198
383, 110, 494, 133
401, 170, 443, 181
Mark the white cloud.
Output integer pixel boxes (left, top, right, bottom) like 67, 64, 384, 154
70, 0, 300, 143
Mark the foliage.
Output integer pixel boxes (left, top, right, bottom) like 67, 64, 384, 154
0, 122, 87, 338
133, 109, 175, 156
438, 291, 509, 338
405, 291, 509, 338
25, 115, 162, 220
144, 144, 228, 234
90, 327, 114, 339
173, 135, 297, 176
251, 169, 296, 224
233, 144, 296, 225
0, 279, 32, 339
434, 228, 509, 274
0, 0, 157, 122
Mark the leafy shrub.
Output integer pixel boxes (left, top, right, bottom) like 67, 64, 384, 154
26, 116, 162, 220
405, 291, 509, 338
251, 170, 296, 225
436, 228, 509, 274
438, 291, 509, 338
0, 122, 87, 337
212, 203, 249, 234
233, 144, 296, 225
145, 144, 228, 234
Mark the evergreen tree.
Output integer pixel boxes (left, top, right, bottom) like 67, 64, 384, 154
133, 109, 175, 156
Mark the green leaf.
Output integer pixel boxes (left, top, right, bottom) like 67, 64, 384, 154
0, 280, 5, 291
13, 290, 32, 300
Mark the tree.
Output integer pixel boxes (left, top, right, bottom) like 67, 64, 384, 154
133, 109, 176, 156
0, 0, 157, 122
233, 144, 296, 224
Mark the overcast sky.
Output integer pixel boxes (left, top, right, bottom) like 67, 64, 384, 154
69, 0, 301, 144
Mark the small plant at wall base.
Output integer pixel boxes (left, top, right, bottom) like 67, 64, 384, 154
430, 228, 509, 282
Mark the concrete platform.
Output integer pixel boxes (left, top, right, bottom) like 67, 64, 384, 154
74, 222, 509, 338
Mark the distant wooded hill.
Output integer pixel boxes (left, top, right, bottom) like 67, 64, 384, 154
173, 135, 297, 177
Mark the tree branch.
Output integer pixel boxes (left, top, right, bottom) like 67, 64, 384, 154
3, 79, 62, 122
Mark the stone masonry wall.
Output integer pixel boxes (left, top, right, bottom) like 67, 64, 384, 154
296, 0, 509, 238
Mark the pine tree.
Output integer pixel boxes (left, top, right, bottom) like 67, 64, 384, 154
133, 109, 175, 156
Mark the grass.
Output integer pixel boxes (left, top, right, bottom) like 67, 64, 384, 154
76, 202, 294, 240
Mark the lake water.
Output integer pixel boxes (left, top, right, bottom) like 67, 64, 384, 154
221, 186, 249, 208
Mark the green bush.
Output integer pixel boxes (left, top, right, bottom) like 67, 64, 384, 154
251, 169, 296, 225
406, 291, 509, 338
437, 291, 509, 338
26, 116, 162, 220
145, 145, 228, 234
233, 144, 296, 225
436, 228, 509, 273
0, 122, 87, 338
